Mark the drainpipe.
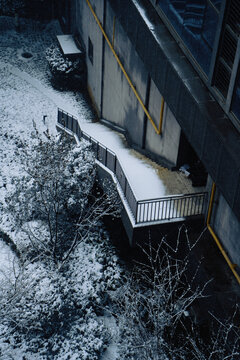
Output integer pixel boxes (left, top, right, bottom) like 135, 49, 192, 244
207, 182, 240, 285
158, 98, 165, 135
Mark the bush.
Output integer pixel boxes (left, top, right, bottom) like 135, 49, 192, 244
0, 125, 123, 359
45, 45, 86, 90
5, 126, 96, 263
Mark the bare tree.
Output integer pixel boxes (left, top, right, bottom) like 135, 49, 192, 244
111, 229, 240, 360
5, 125, 121, 266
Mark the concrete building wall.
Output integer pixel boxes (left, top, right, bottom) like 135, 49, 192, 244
145, 79, 181, 167
69, 1, 76, 33
101, 1, 148, 147
75, 0, 181, 162
212, 189, 240, 267
70, 0, 240, 282
75, 0, 104, 115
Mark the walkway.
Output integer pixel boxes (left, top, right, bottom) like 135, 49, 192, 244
57, 109, 207, 225
2, 60, 205, 204
82, 122, 206, 200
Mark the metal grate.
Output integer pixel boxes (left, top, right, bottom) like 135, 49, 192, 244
214, 0, 239, 97
227, 0, 240, 34
214, 58, 231, 98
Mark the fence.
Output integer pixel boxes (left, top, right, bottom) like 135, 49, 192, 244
57, 108, 208, 224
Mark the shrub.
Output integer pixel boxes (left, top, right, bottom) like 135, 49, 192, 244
45, 45, 86, 90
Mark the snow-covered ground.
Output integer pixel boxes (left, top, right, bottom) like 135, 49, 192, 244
0, 239, 18, 285
0, 17, 123, 360
0, 16, 172, 202
0, 16, 236, 360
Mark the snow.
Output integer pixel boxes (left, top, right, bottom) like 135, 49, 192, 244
82, 123, 166, 200
0, 16, 235, 360
0, 16, 179, 209
0, 240, 18, 284
131, 0, 161, 45
0, 59, 168, 202
101, 313, 119, 360
0, 18, 123, 359
57, 34, 82, 55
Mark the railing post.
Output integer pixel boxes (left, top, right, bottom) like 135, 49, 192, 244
124, 177, 127, 196
135, 201, 138, 223
96, 141, 99, 158
105, 148, 107, 166
114, 154, 117, 174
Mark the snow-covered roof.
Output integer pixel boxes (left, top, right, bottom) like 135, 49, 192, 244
57, 35, 82, 56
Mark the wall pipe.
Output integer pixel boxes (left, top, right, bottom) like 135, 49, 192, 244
86, 0, 162, 135
158, 98, 165, 135
207, 183, 240, 285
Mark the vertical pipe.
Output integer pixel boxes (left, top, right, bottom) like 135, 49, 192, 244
207, 182, 216, 224
207, 183, 240, 285
158, 98, 165, 135
142, 74, 151, 149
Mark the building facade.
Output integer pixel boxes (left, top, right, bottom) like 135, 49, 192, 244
63, 0, 240, 280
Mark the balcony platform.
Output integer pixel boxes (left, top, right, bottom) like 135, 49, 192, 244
57, 109, 208, 246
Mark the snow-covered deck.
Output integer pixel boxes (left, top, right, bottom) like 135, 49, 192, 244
57, 109, 207, 226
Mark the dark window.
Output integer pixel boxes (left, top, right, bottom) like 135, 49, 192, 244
157, 0, 222, 75
88, 37, 93, 64
213, 0, 239, 98
231, 67, 240, 121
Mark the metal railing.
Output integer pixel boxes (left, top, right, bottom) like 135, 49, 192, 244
136, 192, 206, 223
57, 108, 208, 224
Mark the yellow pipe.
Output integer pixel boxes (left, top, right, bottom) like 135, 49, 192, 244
158, 98, 165, 135
112, 16, 116, 47
207, 183, 240, 285
86, 0, 160, 134
207, 182, 216, 225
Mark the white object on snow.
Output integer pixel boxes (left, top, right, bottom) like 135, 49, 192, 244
57, 35, 82, 56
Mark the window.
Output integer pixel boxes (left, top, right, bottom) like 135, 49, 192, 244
213, 0, 240, 98
88, 37, 93, 64
231, 67, 240, 121
157, 0, 222, 75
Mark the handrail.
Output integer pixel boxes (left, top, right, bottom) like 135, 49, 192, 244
57, 108, 207, 225
137, 191, 207, 203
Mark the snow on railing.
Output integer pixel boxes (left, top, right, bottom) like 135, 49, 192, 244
57, 108, 208, 225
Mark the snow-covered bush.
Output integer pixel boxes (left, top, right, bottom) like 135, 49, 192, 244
6, 127, 97, 263
1, 124, 122, 357
46, 45, 75, 75
45, 45, 86, 90
0, 228, 123, 359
